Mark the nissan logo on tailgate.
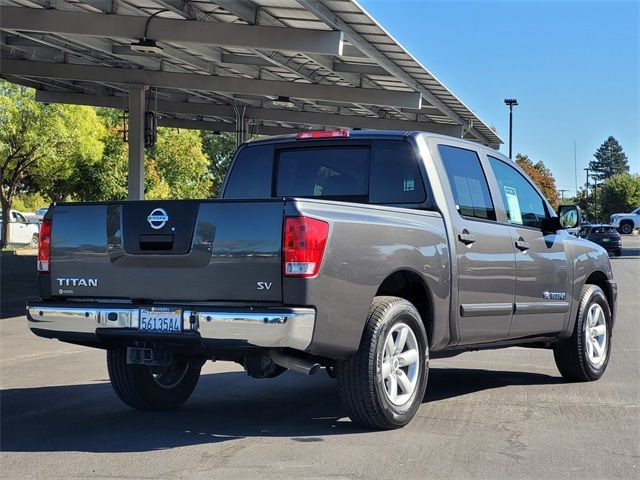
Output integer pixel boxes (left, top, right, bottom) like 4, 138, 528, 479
147, 208, 169, 229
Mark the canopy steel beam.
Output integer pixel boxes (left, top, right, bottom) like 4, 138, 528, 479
158, 118, 297, 137
219, 54, 388, 77
333, 62, 390, 76
34, 90, 459, 135
0, 6, 344, 55
145, 2, 393, 122
8, 60, 422, 108
201, 1, 414, 125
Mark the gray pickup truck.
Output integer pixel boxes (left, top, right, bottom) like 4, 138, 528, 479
27, 130, 617, 429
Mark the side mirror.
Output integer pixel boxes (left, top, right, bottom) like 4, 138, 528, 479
558, 205, 582, 229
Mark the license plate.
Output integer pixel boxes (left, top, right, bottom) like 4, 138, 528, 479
602, 238, 610, 242
139, 308, 183, 333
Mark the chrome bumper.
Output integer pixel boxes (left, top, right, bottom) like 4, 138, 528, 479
26, 305, 315, 350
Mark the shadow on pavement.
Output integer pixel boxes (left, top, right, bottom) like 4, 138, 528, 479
617, 246, 640, 258
1, 367, 561, 453
0, 253, 38, 319
425, 367, 563, 402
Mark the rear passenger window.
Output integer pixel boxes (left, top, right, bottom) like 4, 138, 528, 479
224, 139, 428, 206
370, 141, 426, 204
438, 145, 496, 220
489, 156, 547, 229
223, 145, 274, 199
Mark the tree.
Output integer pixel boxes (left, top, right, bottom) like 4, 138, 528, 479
0, 82, 102, 247
597, 174, 640, 220
574, 188, 589, 218
201, 132, 237, 197
515, 154, 559, 209
147, 128, 212, 199
73, 124, 129, 201
588, 136, 629, 182
27, 105, 104, 202
74, 111, 212, 201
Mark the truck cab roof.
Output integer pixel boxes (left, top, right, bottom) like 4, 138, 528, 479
244, 129, 501, 153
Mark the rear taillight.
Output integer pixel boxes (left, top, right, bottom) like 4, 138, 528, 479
37, 219, 52, 273
283, 217, 329, 277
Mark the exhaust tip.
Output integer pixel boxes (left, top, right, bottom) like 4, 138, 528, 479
270, 349, 321, 376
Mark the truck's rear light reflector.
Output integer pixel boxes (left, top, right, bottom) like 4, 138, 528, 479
296, 130, 349, 140
284, 217, 329, 277
37, 219, 52, 273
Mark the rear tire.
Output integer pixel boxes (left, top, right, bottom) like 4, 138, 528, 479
336, 296, 428, 430
107, 347, 201, 410
553, 285, 612, 381
30, 234, 38, 248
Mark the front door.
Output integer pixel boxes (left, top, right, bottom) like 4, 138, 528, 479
438, 145, 516, 345
488, 156, 570, 337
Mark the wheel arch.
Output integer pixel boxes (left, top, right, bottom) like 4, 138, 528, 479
375, 269, 434, 346
583, 270, 616, 327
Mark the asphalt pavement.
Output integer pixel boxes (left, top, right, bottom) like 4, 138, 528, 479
1, 237, 638, 479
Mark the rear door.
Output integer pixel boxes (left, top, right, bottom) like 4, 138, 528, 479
487, 156, 571, 337
437, 145, 516, 345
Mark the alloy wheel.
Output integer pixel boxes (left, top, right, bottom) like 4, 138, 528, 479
380, 322, 421, 406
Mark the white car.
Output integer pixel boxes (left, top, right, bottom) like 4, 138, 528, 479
0, 210, 40, 247
610, 207, 640, 234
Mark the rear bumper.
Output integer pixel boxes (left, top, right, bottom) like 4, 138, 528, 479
26, 303, 315, 351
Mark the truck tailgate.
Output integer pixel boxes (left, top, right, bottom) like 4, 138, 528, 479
48, 200, 284, 302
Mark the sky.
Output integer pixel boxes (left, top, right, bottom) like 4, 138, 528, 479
359, 0, 639, 197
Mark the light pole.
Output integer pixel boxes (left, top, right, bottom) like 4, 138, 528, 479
584, 168, 590, 219
504, 98, 518, 158
558, 189, 569, 204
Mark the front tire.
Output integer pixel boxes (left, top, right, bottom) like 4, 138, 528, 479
107, 347, 201, 410
336, 296, 429, 430
553, 285, 612, 381
619, 222, 633, 234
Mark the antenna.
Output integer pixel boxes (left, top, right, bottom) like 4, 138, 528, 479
573, 140, 578, 197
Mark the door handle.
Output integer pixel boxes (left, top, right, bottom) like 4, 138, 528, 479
458, 232, 476, 245
515, 240, 531, 251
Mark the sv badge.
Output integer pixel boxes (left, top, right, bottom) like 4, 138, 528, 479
257, 282, 273, 290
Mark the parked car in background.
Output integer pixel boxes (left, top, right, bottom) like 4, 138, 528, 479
562, 211, 589, 236
610, 207, 640, 234
0, 210, 40, 247
33, 207, 49, 220
578, 225, 622, 256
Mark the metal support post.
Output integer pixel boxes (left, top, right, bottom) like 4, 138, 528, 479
128, 85, 146, 200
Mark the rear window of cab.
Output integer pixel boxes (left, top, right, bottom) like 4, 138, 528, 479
223, 140, 428, 206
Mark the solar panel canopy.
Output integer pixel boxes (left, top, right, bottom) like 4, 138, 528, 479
0, 0, 502, 148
